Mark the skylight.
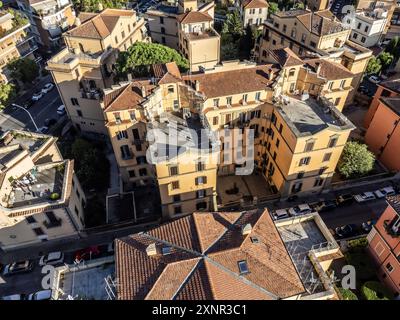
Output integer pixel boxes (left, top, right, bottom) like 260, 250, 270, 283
162, 246, 172, 255
238, 260, 249, 274
250, 236, 259, 244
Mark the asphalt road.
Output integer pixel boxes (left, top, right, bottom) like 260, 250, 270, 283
0, 77, 63, 133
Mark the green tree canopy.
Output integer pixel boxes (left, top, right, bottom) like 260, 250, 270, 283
377, 51, 394, 71
7, 58, 39, 84
72, 0, 125, 12
0, 83, 16, 110
222, 10, 243, 40
385, 36, 400, 58
338, 141, 375, 178
365, 56, 382, 75
269, 2, 279, 16
116, 42, 189, 78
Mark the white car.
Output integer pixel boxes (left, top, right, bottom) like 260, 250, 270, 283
32, 91, 43, 101
374, 187, 396, 199
272, 209, 289, 220
354, 192, 376, 203
56, 104, 66, 116
0, 294, 24, 300
27, 290, 52, 300
288, 204, 312, 216
37, 126, 49, 134
41, 83, 54, 94
39, 251, 64, 266
368, 75, 381, 84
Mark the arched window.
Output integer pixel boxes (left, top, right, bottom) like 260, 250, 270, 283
288, 68, 296, 77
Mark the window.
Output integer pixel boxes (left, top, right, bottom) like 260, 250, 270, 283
161, 27, 165, 34
328, 81, 333, 90
162, 247, 172, 255
71, 98, 79, 106
130, 111, 136, 121
132, 128, 140, 140
353, 33, 358, 39
276, 139, 280, 148
255, 92, 261, 101
213, 98, 219, 107
195, 176, 207, 185
77, 110, 83, 117
225, 114, 231, 123
314, 178, 324, 187
278, 124, 283, 133
196, 201, 207, 210
323, 152, 332, 162
174, 206, 182, 215
357, 22, 361, 29
173, 194, 181, 202
139, 168, 147, 176
116, 130, 128, 140
242, 94, 248, 103
310, 41, 316, 48
33, 228, 45, 236
304, 140, 315, 152
280, 36, 284, 45
273, 152, 277, 160
299, 157, 311, 166
318, 167, 327, 175
26, 216, 36, 224
301, 34, 306, 43
196, 189, 206, 198
161, 36, 166, 44
128, 170, 135, 178
328, 136, 338, 148
226, 96, 232, 105
120, 145, 131, 159
271, 112, 277, 126
121, 31, 125, 39
386, 263, 394, 272
238, 260, 249, 274
114, 112, 121, 123
169, 166, 179, 176
160, 17, 164, 24
335, 97, 341, 106
115, 36, 118, 43
197, 162, 205, 171
128, 24, 131, 33
167, 85, 174, 93
292, 182, 303, 193
171, 181, 180, 190
361, 36, 366, 43
297, 171, 305, 179
213, 117, 218, 125
272, 39, 276, 45
289, 68, 296, 77
364, 25, 369, 32
340, 79, 346, 88
283, 24, 287, 32
136, 156, 147, 165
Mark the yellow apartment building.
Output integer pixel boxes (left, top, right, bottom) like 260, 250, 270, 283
47, 8, 147, 135
0, 130, 86, 250
0, 10, 40, 83
256, 9, 372, 104
146, 0, 220, 71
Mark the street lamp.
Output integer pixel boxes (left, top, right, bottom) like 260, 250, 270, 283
11, 103, 39, 132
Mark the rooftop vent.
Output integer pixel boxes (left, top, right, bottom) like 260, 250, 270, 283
242, 223, 252, 236
238, 260, 249, 274
146, 243, 157, 256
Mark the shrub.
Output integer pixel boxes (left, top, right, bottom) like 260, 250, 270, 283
338, 287, 358, 300
361, 281, 393, 300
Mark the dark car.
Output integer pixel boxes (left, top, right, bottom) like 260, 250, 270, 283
287, 195, 299, 202
74, 246, 101, 262
44, 118, 57, 127
23, 100, 34, 109
362, 220, 377, 233
335, 224, 357, 238
3, 260, 34, 276
336, 193, 354, 206
314, 200, 337, 212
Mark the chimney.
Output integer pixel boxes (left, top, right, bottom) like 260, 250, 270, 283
127, 73, 132, 82
195, 80, 200, 91
146, 243, 157, 256
141, 85, 146, 97
267, 68, 274, 80
74, 17, 81, 27
242, 223, 252, 236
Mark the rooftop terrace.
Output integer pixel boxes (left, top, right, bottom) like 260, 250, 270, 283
275, 95, 354, 136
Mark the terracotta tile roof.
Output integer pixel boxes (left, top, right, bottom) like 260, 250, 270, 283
177, 11, 213, 24
296, 10, 347, 36
115, 209, 306, 300
242, 0, 269, 9
304, 58, 354, 80
182, 64, 279, 99
152, 62, 182, 84
268, 48, 304, 67
68, 9, 134, 39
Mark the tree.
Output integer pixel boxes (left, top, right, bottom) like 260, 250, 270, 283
338, 141, 375, 178
365, 56, 381, 75
385, 36, 399, 58
222, 10, 243, 40
72, 0, 125, 12
116, 42, 189, 78
293, 2, 305, 9
0, 83, 16, 110
269, 2, 279, 16
377, 51, 394, 71
8, 58, 39, 84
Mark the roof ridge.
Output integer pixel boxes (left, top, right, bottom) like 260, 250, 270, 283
170, 258, 204, 300
104, 82, 143, 112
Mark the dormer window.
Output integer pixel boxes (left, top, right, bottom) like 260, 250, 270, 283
238, 260, 249, 274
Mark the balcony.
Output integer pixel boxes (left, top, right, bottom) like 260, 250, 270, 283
80, 88, 102, 100
32, 3, 72, 18
184, 28, 219, 41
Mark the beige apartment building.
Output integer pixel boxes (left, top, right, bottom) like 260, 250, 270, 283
102, 57, 354, 218
256, 9, 372, 104
0, 130, 86, 250
237, 0, 269, 27
47, 8, 147, 134
16, 0, 76, 53
146, 0, 220, 71
0, 9, 40, 83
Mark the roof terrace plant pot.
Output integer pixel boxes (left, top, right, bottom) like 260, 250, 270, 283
49, 192, 60, 201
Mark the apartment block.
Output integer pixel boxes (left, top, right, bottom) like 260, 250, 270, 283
303, 0, 330, 11
115, 209, 342, 300
0, 130, 86, 250
367, 195, 400, 296
146, 0, 220, 71
0, 9, 40, 83
15, 0, 76, 53
256, 9, 372, 104
237, 0, 269, 27
47, 8, 147, 135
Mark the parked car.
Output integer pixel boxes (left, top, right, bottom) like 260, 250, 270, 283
44, 118, 57, 127
2, 260, 34, 276
336, 193, 354, 206
0, 294, 26, 300
74, 246, 101, 261
39, 251, 64, 266
374, 186, 396, 199
313, 200, 337, 212
288, 204, 312, 216
368, 75, 381, 84
32, 91, 43, 101
335, 224, 357, 238
354, 192, 376, 203
41, 83, 54, 94
272, 209, 290, 220
56, 104, 66, 116
23, 100, 34, 109
27, 290, 52, 301
287, 195, 299, 202
361, 219, 377, 233
37, 126, 49, 134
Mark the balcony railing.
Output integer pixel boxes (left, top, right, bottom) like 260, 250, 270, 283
80, 89, 102, 100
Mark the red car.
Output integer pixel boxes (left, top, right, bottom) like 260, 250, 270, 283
74, 246, 100, 261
